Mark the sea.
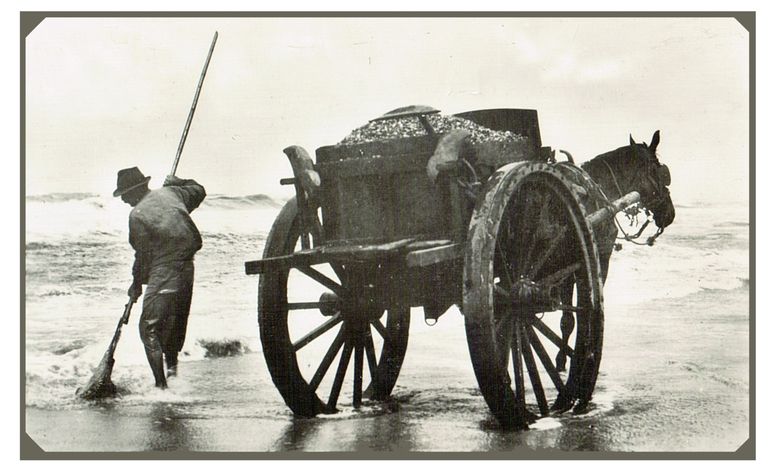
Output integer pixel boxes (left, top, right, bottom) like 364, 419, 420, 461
23, 192, 750, 423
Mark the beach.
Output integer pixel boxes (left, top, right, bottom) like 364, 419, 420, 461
25, 286, 749, 454
23, 196, 751, 454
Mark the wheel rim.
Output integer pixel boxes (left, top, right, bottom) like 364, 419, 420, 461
464, 164, 604, 428
259, 200, 410, 416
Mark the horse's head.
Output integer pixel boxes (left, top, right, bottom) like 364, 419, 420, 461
583, 130, 676, 232
628, 131, 675, 229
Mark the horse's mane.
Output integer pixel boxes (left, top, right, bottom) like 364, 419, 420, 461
582, 144, 639, 172
579, 143, 653, 203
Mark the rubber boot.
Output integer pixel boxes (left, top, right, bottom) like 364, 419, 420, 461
145, 348, 167, 389
165, 352, 178, 378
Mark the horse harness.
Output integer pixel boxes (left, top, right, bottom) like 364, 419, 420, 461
593, 145, 671, 245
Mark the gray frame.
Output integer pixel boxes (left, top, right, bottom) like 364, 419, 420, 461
20, 11, 755, 460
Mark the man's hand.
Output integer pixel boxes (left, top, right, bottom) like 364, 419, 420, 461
127, 281, 142, 301
164, 175, 185, 187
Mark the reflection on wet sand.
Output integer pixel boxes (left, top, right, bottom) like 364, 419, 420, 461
272, 417, 317, 451
480, 421, 532, 451
350, 409, 416, 452
105, 375, 619, 453
272, 400, 417, 452
145, 403, 195, 451
268, 386, 600, 453
554, 416, 603, 451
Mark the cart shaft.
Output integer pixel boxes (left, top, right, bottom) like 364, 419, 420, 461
586, 191, 641, 227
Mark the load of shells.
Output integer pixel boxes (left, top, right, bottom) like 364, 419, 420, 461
338, 114, 528, 146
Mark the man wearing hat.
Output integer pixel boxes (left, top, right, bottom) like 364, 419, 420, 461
113, 167, 206, 389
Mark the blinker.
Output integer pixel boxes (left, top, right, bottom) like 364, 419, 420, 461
657, 165, 671, 186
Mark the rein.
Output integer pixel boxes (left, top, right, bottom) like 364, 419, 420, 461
598, 158, 625, 200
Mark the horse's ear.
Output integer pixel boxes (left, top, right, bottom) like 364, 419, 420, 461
650, 130, 660, 153
629, 134, 636, 146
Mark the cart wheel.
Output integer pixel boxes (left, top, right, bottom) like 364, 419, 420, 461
464, 162, 604, 429
258, 198, 410, 416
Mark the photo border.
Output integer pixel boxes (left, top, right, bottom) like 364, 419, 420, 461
19, 10, 756, 460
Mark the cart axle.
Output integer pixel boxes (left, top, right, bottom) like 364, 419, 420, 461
496, 279, 561, 312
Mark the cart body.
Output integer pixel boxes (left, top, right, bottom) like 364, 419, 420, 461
246, 109, 542, 310
245, 107, 632, 428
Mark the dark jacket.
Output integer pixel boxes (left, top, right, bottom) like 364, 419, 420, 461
129, 179, 205, 294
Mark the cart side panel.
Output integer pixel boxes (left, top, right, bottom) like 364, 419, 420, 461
454, 108, 542, 147
315, 136, 459, 244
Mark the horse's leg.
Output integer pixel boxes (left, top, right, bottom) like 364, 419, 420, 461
556, 246, 610, 372
598, 227, 617, 286
599, 249, 611, 286
556, 281, 575, 372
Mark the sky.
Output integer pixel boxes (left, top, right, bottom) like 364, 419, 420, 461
24, 15, 750, 205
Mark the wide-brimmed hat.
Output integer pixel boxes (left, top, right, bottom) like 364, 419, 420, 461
113, 167, 151, 197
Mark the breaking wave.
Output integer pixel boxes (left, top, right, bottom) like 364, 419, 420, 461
204, 194, 285, 209
25, 192, 285, 217
26, 192, 102, 203
25, 192, 285, 242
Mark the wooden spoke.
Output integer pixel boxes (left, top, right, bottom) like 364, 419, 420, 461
495, 315, 514, 374
353, 340, 364, 408
538, 262, 581, 286
494, 312, 512, 334
520, 322, 549, 416
496, 243, 517, 288
494, 283, 510, 298
292, 315, 342, 352
331, 263, 347, 285
526, 324, 565, 394
521, 202, 549, 274
364, 329, 379, 390
297, 266, 343, 294
370, 318, 392, 345
521, 238, 537, 281
514, 195, 538, 274
527, 226, 567, 279
287, 301, 327, 311
308, 325, 347, 391
511, 319, 526, 408
327, 341, 354, 410
531, 317, 574, 357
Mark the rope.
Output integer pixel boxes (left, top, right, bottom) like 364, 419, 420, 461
455, 159, 482, 201
599, 159, 625, 200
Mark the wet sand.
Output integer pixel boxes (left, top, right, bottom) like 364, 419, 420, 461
24, 286, 750, 455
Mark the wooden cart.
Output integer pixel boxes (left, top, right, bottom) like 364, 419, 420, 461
245, 107, 639, 429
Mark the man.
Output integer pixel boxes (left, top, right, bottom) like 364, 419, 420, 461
113, 167, 206, 389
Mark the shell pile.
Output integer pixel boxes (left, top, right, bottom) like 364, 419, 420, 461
339, 114, 527, 145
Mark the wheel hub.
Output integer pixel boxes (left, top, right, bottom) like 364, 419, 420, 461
319, 288, 384, 322
318, 292, 340, 317
509, 278, 560, 312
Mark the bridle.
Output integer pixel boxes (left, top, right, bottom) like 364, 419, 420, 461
600, 145, 670, 205
630, 144, 671, 209
596, 144, 671, 246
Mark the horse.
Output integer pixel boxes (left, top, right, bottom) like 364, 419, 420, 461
554, 130, 676, 372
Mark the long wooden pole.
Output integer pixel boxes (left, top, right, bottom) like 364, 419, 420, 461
170, 31, 218, 176
76, 299, 135, 399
